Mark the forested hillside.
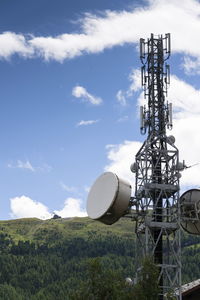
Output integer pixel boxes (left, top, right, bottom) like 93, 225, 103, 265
0, 217, 199, 299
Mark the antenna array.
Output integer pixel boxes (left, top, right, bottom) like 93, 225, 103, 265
139, 33, 172, 135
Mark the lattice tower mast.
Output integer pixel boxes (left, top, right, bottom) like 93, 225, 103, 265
134, 33, 182, 299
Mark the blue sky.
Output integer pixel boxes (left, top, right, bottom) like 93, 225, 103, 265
1, 0, 200, 220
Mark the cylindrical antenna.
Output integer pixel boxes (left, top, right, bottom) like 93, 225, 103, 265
168, 103, 173, 129
141, 66, 146, 87
165, 64, 170, 85
165, 33, 171, 54
140, 38, 145, 62
140, 106, 146, 134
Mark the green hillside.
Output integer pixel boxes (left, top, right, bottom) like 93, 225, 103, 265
0, 217, 135, 243
0, 217, 199, 299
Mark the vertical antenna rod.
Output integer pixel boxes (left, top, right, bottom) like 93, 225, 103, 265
134, 34, 181, 299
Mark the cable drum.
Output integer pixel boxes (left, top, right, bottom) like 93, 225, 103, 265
87, 172, 132, 225
180, 189, 200, 235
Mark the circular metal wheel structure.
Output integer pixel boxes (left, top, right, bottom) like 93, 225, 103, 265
87, 172, 132, 225
180, 189, 200, 235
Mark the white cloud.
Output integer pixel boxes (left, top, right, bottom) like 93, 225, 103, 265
84, 186, 90, 193
72, 85, 102, 105
128, 69, 142, 96
10, 196, 52, 220
60, 182, 78, 193
172, 117, 200, 187
29, 0, 200, 62
117, 115, 129, 122
17, 160, 35, 171
169, 75, 200, 116
182, 56, 200, 75
1, 0, 200, 65
116, 69, 141, 106
167, 75, 200, 187
8, 160, 52, 173
0, 32, 33, 59
38, 163, 52, 173
76, 119, 99, 126
104, 141, 141, 186
55, 198, 87, 218
116, 90, 127, 106
10, 195, 87, 220
105, 74, 200, 190
8, 160, 35, 172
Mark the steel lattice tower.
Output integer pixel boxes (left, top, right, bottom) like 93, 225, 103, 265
134, 34, 182, 299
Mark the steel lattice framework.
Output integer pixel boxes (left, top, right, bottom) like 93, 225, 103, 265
134, 34, 182, 300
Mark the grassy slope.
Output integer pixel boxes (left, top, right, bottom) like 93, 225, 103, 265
0, 216, 199, 252
0, 217, 135, 244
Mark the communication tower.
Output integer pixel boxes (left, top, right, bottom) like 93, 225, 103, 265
87, 33, 200, 300
133, 33, 181, 300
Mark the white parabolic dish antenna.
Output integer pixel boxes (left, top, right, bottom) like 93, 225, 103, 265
87, 172, 132, 225
180, 189, 200, 235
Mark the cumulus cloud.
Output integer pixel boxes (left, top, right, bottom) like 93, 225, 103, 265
168, 76, 200, 188
1, 0, 200, 65
55, 198, 87, 218
169, 75, 200, 116
10, 196, 87, 219
0, 32, 33, 59
182, 56, 200, 75
72, 85, 102, 105
76, 119, 99, 126
104, 141, 141, 186
10, 196, 51, 220
105, 74, 200, 190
